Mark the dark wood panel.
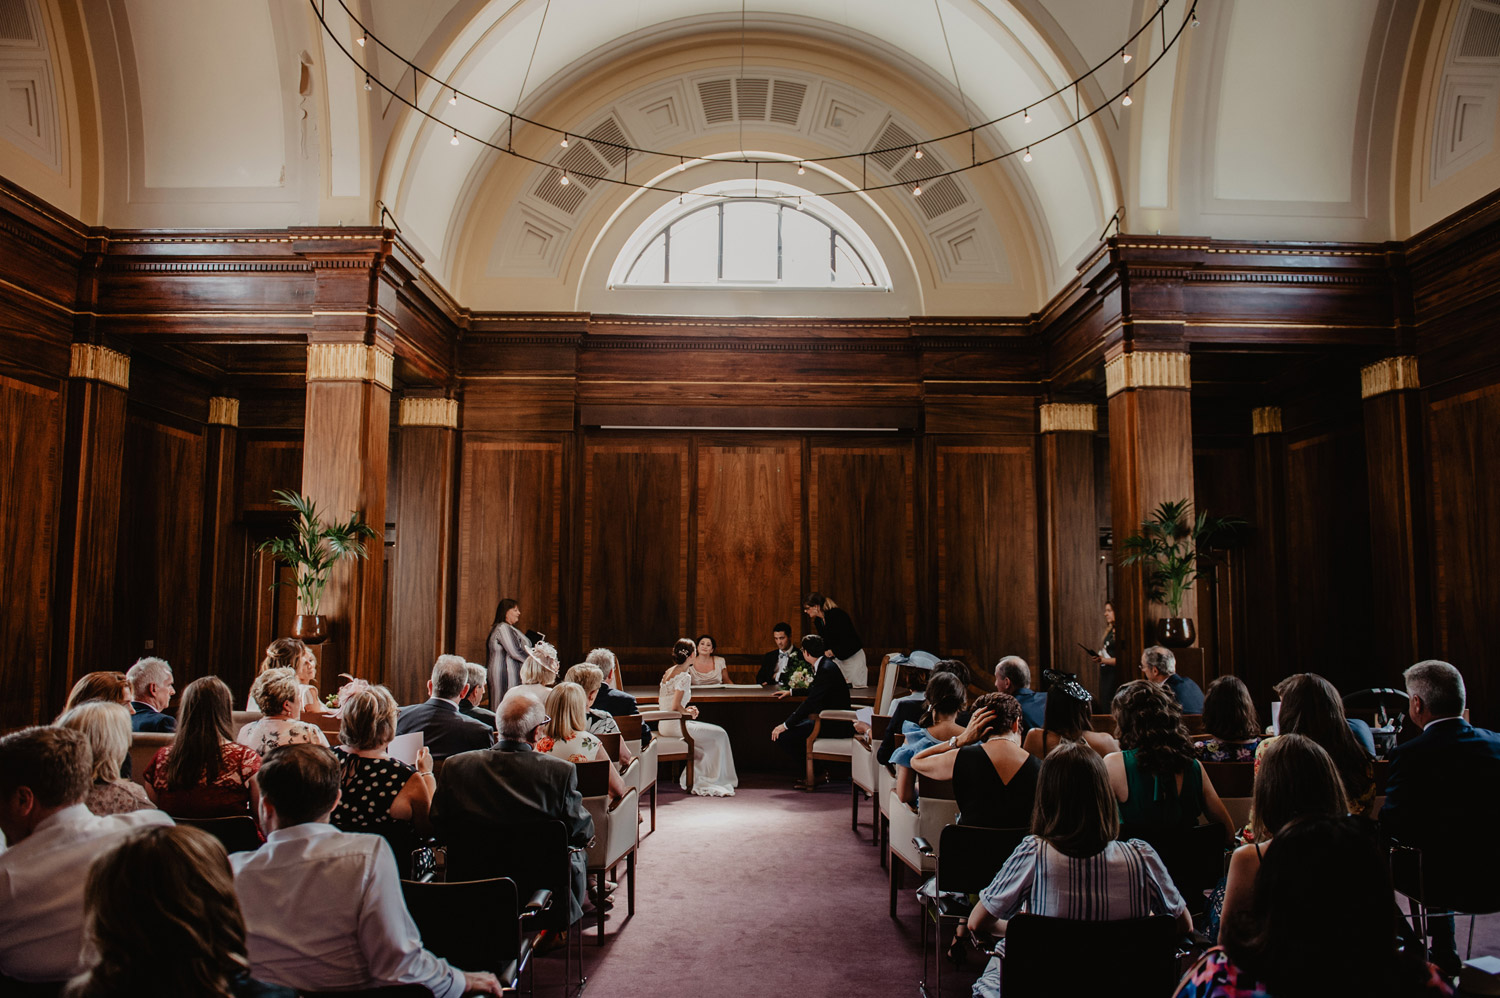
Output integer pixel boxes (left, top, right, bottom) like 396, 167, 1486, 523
937, 444, 1040, 675
0, 375, 63, 728
114, 413, 206, 681
809, 444, 916, 660
695, 443, 802, 663
240, 437, 304, 513
391, 425, 458, 705
455, 439, 564, 666
1043, 432, 1104, 692
1363, 390, 1430, 675
1192, 442, 1254, 688
582, 441, 688, 666
1427, 383, 1500, 724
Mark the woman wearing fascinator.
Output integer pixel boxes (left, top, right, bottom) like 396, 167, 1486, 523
508, 641, 560, 704
1022, 672, 1119, 760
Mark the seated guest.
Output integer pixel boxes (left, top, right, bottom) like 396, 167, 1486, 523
60, 671, 131, 717
757, 622, 798, 687
230, 744, 501, 996
994, 656, 1046, 733
771, 634, 854, 776
459, 662, 497, 729
1140, 645, 1205, 713
0, 726, 171, 984
1179, 817, 1452, 998
584, 647, 640, 717
508, 641, 561, 704
143, 677, 262, 819
237, 668, 329, 757
1105, 680, 1235, 839
542, 683, 627, 802
1215, 734, 1348, 943
1022, 675, 1119, 760
1194, 676, 1264, 762
124, 656, 176, 733
395, 655, 493, 760
1258, 673, 1375, 817
888, 672, 967, 805
431, 692, 596, 925
1380, 659, 1500, 978
329, 685, 435, 867
878, 659, 972, 766
563, 663, 635, 764
62, 825, 293, 998
56, 702, 155, 816
967, 741, 1191, 998
913, 692, 1039, 829
245, 638, 326, 715
686, 633, 727, 685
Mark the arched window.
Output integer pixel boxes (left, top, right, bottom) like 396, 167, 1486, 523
610, 181, 890, 290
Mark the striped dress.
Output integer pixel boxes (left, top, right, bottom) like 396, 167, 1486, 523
973, 835, 1186, 998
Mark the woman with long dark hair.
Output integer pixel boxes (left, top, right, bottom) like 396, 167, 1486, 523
143, 677, 261, 819
686, 634, 727, 685
1195, 676, 1264, 762
1257, 673, 1375, 816
486, 597, 530, 699
1022, 675, 1119, 759
1105, 680, 1235, 839
888, 671, 967, 804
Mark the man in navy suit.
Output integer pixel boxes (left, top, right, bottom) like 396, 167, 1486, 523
1380, 660, 1500, 976
125, 657, 176, 732
1141, 646, 1204, 714
770, 634, 853, 783
396, 656, 494, 760
995, 656, 1046, 734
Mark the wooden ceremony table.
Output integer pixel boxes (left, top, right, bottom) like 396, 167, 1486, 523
626, 684, 876, 772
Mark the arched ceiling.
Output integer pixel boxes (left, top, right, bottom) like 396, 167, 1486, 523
2, 0, 1496, 316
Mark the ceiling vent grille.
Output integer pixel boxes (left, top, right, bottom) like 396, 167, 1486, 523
869, 119, 969, 219
0, 0, 37, 45
698, 79, 734, 123
734, 78, 769, 119
769, 80, 806, 125
1460, 2, 1500, 60
869, 121, 917, 171
531, 170, 588, 213
586, 116, 631, 166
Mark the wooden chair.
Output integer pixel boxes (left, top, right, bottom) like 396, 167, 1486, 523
803, 709, 858, 790
597, 731, 622, 762
615, 714, 658, 832
999, 914, 1181, 998
1200, 761, 1255, 798
888, 778, 959, 918
876, 759, 896, 867
575, 759, 640, 945
310, 712, 343, 744
127, 732, 173, 787
176, 814, 262, 854
913, 824, 1028, 996
639, 708, 692, 795
400, 876, 551, 994
1090, 714, 1117, 737
850, 714, 888, 837
873, 653, 899, 714
1182, 713, 1207, 735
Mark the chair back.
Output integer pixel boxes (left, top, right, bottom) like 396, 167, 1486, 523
869, 714, 891, 742
597, 731, 622, 762
1090, 714, 1117, 736
1119, 822, 1226, 917
614, 714, 643, 740
311, 712, 343, 743
919, 776, 957, 801
1002, 914, 1179, 998
401, 876, 526, 975
443, 819, 574, 932
575, 758, 612, 798
1182, 713, 1207, 735
875, 654, 898, 713
176, 815, 262, 854
936, 825, 1028, 896
231, 710, 262, 733
1200, 761, 1255, 798
127, 732, 174, 786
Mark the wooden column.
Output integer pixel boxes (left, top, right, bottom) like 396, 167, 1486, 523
198, 396, 244, 690
53, 343, 130, 697
1245, 405, 1289, 708
390, 394, 459, 704
1040, 402, 1103, 694
1106, 349, 1197, 685
1360, 357, 1429, 682
301, 342, 393, 685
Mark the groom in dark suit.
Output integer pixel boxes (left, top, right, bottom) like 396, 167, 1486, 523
770, 634, 853, 765
757, 622, 798, 687
1380, 659, 1500, 976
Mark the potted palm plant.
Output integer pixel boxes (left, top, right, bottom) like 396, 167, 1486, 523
1119, 499, 1242, 647
257, 490, 378, 645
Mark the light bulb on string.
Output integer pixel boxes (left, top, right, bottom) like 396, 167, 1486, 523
1191, 8, 1200, 26
913, 184, 922, 197
448, 91, 457, 106
1023, 147, 1032, 163
450, 129, 459, 146
1122, 91, 1132, 107
914, 147, 923, 160
357, 33, 367, 47
560, 172, 570, 185
797, 162, 806, 175
678, 157, 686, 172
363, 75, 372, 92
1121, 49, 1132, 64
560, 134, 569, 149
1023, 108, 1031, 124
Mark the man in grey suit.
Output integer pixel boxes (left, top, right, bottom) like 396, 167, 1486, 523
431, 690, 595, 923
395, 656, 493, 761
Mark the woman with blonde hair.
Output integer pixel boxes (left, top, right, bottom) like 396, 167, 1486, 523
329, 685, 435, 865
562, 663, 635, 765
509, 640, 561, 703
236, 668, 329, 757
63, 824, 292, 998
57, 701, 156, 816
543, 682, 626, 802
60, 672, 131, 717
245, 637, 327, 715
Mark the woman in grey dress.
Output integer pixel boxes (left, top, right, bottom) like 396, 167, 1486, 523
487, 597, 531, 699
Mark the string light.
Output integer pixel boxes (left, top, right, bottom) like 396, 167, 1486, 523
1023, 147, 1032, 162
1023, 108, 1031, 123
797, 162, 806, 175
363, 75, 372, 92
1122, 91, 1132, 107
560, 134, 569, 149
914, 147, 924, 160
1121, 49, 1132, 64
913, 184, 922, 196
560, 172, 570, 185
1191, 7, 1200, 26
450, 129, 459, 146
357, 32, 366, 47
678, 157, 686, 172
448, 91, 457, 105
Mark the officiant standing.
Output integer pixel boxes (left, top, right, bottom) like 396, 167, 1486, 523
802, 592, 867, 686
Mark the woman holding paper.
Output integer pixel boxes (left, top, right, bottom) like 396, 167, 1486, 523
329, 684, 435, 867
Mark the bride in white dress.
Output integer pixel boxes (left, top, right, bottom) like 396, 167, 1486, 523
659, 638, 738, 797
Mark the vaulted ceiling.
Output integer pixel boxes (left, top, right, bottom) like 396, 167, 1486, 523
2, 0, 1497, 315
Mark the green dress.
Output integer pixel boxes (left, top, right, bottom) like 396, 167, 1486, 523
1119, 748, 1206, 831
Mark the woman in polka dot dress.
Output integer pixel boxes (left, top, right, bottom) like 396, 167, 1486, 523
328, 685, 435, 866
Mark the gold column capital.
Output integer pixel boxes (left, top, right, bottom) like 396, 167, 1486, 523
1360, 356, 1419, 399
207, 396, 240, 427
1251, 406, 1283, 435
68, 343, 130, 390
306, 343, 395, 391
1039, 402, 1097, 433
1104, 350, 1190, 397
398, 397, 459, 428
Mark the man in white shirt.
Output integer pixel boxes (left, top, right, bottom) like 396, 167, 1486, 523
230, 743, 501, 997
0, 726, 172, 983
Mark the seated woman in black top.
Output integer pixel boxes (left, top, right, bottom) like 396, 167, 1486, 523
329, 685, 435, 868
1021, 675, 1119, 760
912, 692, 1039, 828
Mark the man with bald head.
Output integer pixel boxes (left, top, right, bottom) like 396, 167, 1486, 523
431, 690, 594, 923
